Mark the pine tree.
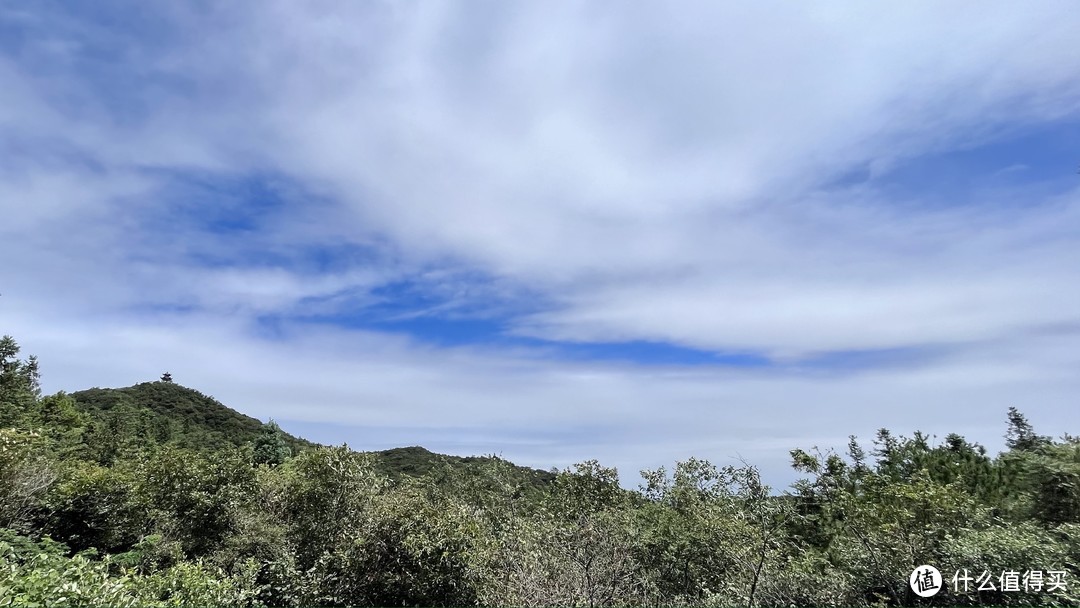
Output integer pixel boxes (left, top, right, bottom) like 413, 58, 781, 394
1005, 407, 1050, 452
253, 420, 291, 466
0, 336, 41, 427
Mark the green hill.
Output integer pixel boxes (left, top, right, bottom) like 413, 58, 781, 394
374, 445, 556, 490
68, 381, 555, 487
70, 381, 313, 454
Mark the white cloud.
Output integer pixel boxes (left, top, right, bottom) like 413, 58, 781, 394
188, 1, 1080, 354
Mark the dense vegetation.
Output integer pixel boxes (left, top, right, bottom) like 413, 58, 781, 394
65, 377, 551, 487
1, 334, 1078, 606
68, 382, 313, 455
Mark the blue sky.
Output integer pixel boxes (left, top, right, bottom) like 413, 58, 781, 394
2, 2, 1079, 487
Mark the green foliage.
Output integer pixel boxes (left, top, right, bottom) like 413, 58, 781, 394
940, 521, 1079, 606
0, 335, 40, 428
252, 421, 291, 466
549, 459, 628, 518
71, 383, 311, 456
45, 461, 147, 555
1003, 439, 1080, 525
0, 429, 55, 533
636, 459, 801, 607
1005, 406, 1052, 452
279, 446, 386, 572
0, 539, 140, 608
25, 393, 90, 460
0, 531, 261, 607
305, 481, 485, 607
374, 446, 555, 491
136, 558, 263, 607
136, 446, 258, 559
0, 529, 68, 561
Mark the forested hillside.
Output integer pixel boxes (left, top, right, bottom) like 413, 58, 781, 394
2, 334, 1078, 607
69, 382, 313, 455
55, 371, 553, 487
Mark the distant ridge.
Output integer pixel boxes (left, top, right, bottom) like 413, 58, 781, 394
374, 445, 556, 490
69, 381, 555, 486
70, 381, 313, 453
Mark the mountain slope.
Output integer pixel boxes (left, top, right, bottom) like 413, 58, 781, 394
374, 445, 556, 490
68, 381, 555, 487
70, 381, 313, 454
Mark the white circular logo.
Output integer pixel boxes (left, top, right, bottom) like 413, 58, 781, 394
910, 565, 943, 598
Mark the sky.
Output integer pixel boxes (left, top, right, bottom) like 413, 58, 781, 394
2, 1, 1079, 488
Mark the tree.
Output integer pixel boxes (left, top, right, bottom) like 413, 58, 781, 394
306, 480, 487, 607
46, 460, 148, 556
136, 446, 258, 559
1003, 438, 1080, 526
27, 392, 90, 458
252, 420, 291, 466
83, 400, 156, 466
0, 428, 56, 532
1005, 407, 1050, 452
281, 446, 387, 571
0, 336, 41, 427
